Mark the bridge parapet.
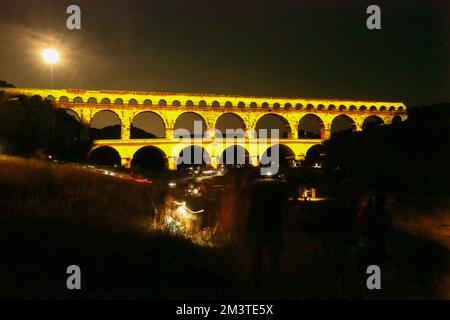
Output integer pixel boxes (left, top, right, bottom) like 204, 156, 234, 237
1, 87, 406, 112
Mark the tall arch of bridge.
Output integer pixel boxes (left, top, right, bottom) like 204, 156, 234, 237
0, 87, 407, 171
131, 146, 168, 172
331, 114, 357, 134
254, 113, 292, 139
214, 113, 247, 138
131, 111, 166, 139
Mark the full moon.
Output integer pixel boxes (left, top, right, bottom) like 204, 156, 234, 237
41, 48, 60, 64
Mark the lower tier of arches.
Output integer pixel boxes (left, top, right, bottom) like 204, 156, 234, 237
87, 139, 325, 171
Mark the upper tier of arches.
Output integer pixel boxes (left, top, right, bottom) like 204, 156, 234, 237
2, 88, 406, 112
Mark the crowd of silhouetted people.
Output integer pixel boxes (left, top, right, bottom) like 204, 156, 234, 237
215, 171, 393, 297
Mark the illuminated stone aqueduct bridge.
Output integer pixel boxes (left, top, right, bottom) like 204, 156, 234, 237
3, 88, 407, 170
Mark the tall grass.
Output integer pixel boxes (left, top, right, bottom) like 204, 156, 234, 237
0, 156, 242, 299
0, 156, 160, 229
0, 156, 448, 299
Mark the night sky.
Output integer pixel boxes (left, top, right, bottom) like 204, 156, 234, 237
0, 0, 448, 107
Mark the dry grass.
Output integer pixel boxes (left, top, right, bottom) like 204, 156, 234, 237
0, 155, 161, 230
0, 155, 448, 299
0, 156, 242, 299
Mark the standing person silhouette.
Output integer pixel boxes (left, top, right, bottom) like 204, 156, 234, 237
356, 193, 391, 296
245, 175, 288, 296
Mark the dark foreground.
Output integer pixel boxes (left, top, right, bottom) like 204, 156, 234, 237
0, 156, 448, 299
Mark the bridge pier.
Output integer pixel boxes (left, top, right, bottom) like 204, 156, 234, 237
251, 155, 260, 167
121, 157, 131, 168
165, 128, 174, 139
121, 124, 131, 140
167, 157, 177, 170
321, 127, 331, 140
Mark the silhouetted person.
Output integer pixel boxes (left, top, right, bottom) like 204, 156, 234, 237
217, 177, 238, 238
244, 176, 288, 296
356, 193, 391, 295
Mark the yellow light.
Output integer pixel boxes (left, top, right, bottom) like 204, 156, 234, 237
41, 48, 60, 64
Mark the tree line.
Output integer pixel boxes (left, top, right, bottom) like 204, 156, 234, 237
0, 82, 92, 161
322, 103, 450, 195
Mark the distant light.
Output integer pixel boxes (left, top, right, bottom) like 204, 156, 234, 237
42, 48, 60, 64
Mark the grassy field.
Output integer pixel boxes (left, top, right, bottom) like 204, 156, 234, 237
0, 155, 448, 299
0, 156, 243, 299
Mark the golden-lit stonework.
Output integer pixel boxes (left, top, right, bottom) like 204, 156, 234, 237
2, 87, 407, 170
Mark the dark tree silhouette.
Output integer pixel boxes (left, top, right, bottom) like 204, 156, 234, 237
0, 90, 92, 160
130, 125, 157, 139
90, 125, 121, 140
323, 103, 450, 195
0, 80, 15, 88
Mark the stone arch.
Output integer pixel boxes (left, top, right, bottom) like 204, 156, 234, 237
87, 97, 97, 104
31, 94, 43, 101
87, 146, 121, 167
199, 100, 207, 107
172, 100, 181, 106
306, 103, 314, 111
143, 99, 152, 106
237, 101, 245, 108
90, 110, 121, 140
369, 105, 377, 111
295, 103, 303, 110
379, 106, 387, 111
131, 146, 167, 172
392, 115, 402, 124
349, 105, 357, 111
128, 98, 138, 105
73, 96, 83, 103
225, 101, 233, 108
219, 145, 251, 166
250, 102, 257, 108
255, 113, 292, 138
328, 104, 336, 111
363, 115, 384, 130
304, 144, 326, 167
215, 113, 246, 138
63, 109, 81, 122
114, 98, 124, 105
59, 96, 69, 103
262, 102, 269, 109
158, 99, 167, 106
273, 102, 281, 109
360, 105, 367, 111
331, 114, 356, 134
186, 100, 194, 107
131, 111, 166, 138
177, 145, 211, 169
101, 98, 111, 104
284, 103, 292, 110
298, 114, 324, 139
260, 144, 295, 173
212, 100, 220, 107
389, 106, 396, 111
339, 105, 346, 111
46, 95, 55, 102
174, 112, 207, 138
317, 104, 325, 111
